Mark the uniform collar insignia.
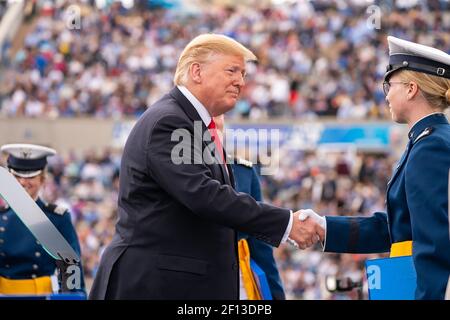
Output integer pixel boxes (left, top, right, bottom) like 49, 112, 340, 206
413, 127, 434, 144
409, 113, 448, 143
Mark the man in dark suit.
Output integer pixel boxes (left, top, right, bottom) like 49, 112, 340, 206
89, 34, 323, 300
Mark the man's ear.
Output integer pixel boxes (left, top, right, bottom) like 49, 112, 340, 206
190, 62, 202, 84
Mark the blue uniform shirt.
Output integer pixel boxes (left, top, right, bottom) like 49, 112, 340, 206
0, 198, 85, 292
232, 160, 286, 300
324, 113, 450, 299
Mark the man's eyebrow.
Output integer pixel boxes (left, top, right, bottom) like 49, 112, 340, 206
226, 66, 246, 72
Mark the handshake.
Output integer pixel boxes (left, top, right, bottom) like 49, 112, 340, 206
287, 209, 326, 250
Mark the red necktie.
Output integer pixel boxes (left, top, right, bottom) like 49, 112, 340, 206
208, 119, 226, 166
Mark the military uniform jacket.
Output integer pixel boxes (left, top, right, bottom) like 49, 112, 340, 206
324, 113, 450, 299
0, 198, 83, 286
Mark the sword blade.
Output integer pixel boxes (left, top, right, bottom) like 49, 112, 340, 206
0, 167, 79, 263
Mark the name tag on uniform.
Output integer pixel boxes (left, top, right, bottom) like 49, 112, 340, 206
365, 256, 417, 300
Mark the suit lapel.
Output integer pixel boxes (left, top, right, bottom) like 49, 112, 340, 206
203, 129, 232, 185
226, 162, 235, 188
170, 87, 232, 186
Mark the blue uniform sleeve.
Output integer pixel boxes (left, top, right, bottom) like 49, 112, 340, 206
405, 136, 450, 299
247, 167, 286, 299
324, 212, 391, 253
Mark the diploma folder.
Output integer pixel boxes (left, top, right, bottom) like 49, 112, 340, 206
365, 256, 417, 300
250, 259, 273, 300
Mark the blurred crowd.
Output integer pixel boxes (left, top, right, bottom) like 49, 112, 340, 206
0, 145, 395, 299
0, 0, 449, 119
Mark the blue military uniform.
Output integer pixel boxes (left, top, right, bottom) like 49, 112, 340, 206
0, 199, 84, 290
324, 37, 450, 300
232, 158, 286, 300
0, 143, 85, 295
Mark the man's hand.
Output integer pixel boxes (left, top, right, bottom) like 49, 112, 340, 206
298, 209, 326, 242
288, 210, 325, 249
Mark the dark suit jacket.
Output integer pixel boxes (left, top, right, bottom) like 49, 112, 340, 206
89, 87, 290, 300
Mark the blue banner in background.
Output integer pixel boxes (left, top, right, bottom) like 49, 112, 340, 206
319, 125, 391, 149
147, 0, 179, 9
225, 123, 391, 151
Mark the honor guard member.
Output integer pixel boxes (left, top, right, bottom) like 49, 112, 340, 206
307, 36, 450, 299
0, 143, 85, 295
231, 156, 286, 300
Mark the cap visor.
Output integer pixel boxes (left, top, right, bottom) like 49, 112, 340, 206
9, 168, 42, 178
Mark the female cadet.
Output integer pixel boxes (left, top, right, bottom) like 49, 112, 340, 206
304, 36, 450, 300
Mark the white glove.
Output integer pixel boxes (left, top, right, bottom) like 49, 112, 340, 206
298, 209, 326, 231
298, 209, 326, 249
287, 209, 326, 249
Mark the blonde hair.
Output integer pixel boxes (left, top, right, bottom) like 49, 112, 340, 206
173, 34, 257, 86
397, 70, 450, 110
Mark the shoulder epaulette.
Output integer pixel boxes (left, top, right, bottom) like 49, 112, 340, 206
237, 158, 253, 168
45, 203, 68, 216
413, 127, 434, 144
